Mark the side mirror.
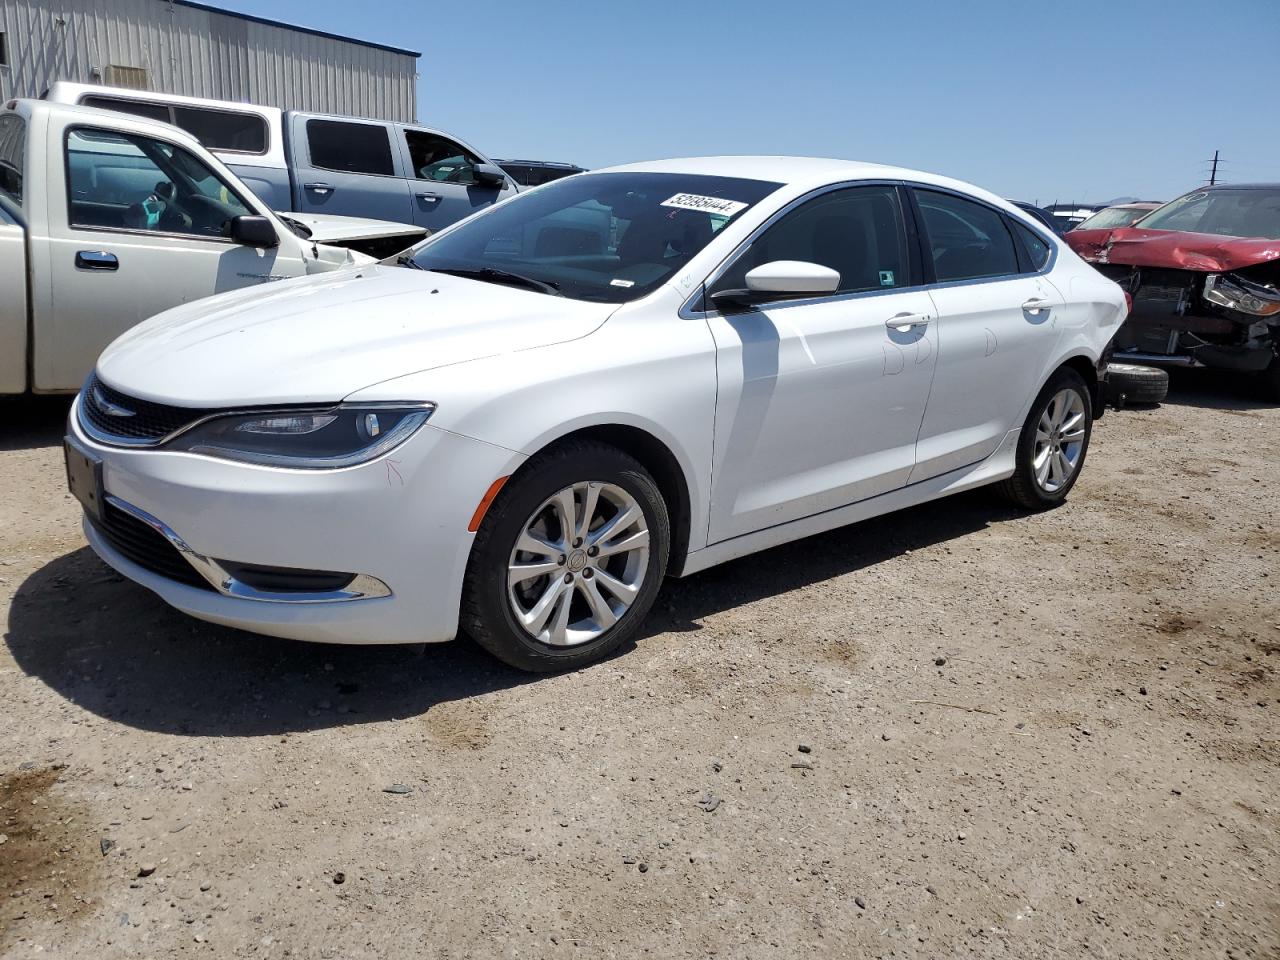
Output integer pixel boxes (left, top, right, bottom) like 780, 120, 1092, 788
473, 163, 508, 188
229, 215, 279, 248
711, 261, 840, 311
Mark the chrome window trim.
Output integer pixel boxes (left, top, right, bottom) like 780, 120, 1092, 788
680, 178, 1059, 320
102, 495, 392, 603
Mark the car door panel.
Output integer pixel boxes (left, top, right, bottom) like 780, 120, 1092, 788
397, 124, 508, 231
289, 115, 412, 223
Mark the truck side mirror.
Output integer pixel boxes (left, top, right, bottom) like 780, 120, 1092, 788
473, 163, 507, 188
229, 215, 279, 248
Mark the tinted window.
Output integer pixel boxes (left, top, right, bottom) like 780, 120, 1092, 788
82, 95, 172, 124
1012, 221, 1051, 271
0, 114, 23, 206
1134, 189, 1280, 241
713, 185, 910, 297
172, 106, 266, 154
404, 129, 481, 183
408, 172, 780, 304
66, 127, 251, 237
306, 120, 395, 176
916, 190, 1019, 282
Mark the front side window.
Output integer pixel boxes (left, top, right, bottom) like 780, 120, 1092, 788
66, 127, 251, 237
0, 114, 24, 207
916, 189, 1020, 282
1135, 189, 1280, 241
407, 171, 781, 304
306, 119, 395, 176
712, 185, 911, 298
404, 129, 482, 183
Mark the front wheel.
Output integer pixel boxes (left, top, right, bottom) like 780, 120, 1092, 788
997, 368, 1093, 510
460, 440, 670, 672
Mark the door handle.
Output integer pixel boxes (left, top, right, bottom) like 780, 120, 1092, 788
304, 182, 334, 194
886, 312, 929, 332
416, 191, 441, 203
75, 250, 118, 271
1022, 297, 1051, 313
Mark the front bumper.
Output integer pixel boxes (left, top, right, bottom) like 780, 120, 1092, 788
69, 395, 524, 645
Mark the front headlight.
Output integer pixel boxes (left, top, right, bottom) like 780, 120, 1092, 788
1203, 273, 1280, 318
169, 403, 434, 468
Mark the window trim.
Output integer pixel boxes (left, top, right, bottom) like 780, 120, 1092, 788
0, 112, 25, 209
63, 124, 257, 244
304, 118, 399, 179
79, 95, 270, 157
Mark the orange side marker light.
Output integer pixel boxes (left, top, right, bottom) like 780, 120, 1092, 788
467, 476, 509, 532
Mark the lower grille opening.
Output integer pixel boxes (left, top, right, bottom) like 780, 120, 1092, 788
217, 561, 355, 594
92, 503, 214, 591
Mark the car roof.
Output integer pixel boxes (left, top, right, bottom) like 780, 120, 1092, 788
1198, 183, 1280, 191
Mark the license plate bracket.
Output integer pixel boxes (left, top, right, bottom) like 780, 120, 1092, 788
64, 436, 105, 523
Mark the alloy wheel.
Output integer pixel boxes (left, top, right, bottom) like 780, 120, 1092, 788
1033, 388, 1087, 493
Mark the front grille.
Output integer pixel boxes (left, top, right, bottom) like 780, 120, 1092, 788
80, 374, 212, 445
91, 502, 214, 591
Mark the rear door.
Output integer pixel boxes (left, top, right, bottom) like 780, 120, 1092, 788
908, 188, 1064, 483
289, 116, 412, 223
397, 125, 511, 231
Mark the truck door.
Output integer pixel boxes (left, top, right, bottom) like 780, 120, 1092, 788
30, 121, 308, 391
289, 115, 413, 224
397, 125, 512, 231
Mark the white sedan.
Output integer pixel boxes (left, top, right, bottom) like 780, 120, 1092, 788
66, 157, 1126, 671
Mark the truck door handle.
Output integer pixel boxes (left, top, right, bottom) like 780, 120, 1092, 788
304, 182, 334, 195
416, 191, 441, 203
75, 251, 118, 271
886, 312, 929, 332
1022, 297, 1051, 313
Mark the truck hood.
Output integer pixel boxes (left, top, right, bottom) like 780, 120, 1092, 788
96, 265, 613, 406
1096, 227, 1280, 272
277, 211, 426, 245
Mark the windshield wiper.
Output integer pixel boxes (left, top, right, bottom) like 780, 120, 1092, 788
429, 266, 562, 296
395, 254, 428, 270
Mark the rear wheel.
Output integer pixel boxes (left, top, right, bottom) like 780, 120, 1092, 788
461, 440, 669, 672
998, 368, 1093, 510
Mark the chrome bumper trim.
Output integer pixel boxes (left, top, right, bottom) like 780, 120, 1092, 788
104, 495, 392, 604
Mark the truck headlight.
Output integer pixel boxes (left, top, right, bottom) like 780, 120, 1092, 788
170, 403, 434, 468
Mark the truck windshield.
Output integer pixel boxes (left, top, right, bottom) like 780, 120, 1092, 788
1136, 188, 1280, 241
404, 172, 781, 303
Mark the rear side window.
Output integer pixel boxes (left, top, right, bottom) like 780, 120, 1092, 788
0, 114, 23, 206
1012, 220, 1052, 271
306, 120, 395, 176
82, 95, 171, 124
915, 189, 1019, 282
172, 106, 266, 154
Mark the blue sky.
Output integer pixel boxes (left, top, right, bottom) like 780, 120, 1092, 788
218, 0, 1279, 205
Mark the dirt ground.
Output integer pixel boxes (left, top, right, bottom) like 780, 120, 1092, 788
1, 370, 1276, 960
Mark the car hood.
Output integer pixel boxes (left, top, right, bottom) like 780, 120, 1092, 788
1096, 227, 1280, 272
97, 265, 614, 406
1064, 227, 1113, 263
277, 211, 427, 244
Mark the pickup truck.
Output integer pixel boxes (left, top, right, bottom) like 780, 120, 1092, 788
47, 82, 519, 233
0, 98, 426, 394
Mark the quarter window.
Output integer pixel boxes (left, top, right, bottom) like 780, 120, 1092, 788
1012, 220, 1051, 271
915, 189, 1019, 282
0, 114, 24, 207
66, 127, 251, 237
306, 119, 395, 176
712, 185, 911, 298
404, 129, 482, 183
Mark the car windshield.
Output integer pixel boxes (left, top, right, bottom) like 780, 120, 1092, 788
1135, 188, 1280, 240
1075, 207, 1148, 231
404, 172, 782, 303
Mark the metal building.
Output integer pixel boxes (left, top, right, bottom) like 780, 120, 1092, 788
0, 0, 419, 122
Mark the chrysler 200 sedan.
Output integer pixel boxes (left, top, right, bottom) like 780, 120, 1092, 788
66, 157, 1126, 671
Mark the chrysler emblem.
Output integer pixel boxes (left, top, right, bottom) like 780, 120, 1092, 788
93, 385, 136, 418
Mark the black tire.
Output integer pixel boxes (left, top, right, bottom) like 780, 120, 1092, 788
997, 367, 1093, 510
460, 440, 670, 672
1262, 355, 1280, 403
1105, 362, 1169, 406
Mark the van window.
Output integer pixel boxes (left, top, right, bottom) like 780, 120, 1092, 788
306, 120, 395, 176
82, 95, 171, 124
171, 107, 266, 154
0, 114, 23, 206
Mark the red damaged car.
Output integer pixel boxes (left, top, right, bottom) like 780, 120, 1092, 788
1074, 184, 1280, 399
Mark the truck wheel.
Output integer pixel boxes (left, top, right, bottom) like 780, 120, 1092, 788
1106, 363, 1169, 407
460, 440, 670, 673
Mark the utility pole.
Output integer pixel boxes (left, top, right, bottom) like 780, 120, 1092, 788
1209, 150, 1220, 186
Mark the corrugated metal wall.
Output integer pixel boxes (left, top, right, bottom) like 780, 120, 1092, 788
0, 0, 418, 121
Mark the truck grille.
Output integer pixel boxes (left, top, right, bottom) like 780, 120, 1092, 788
79, 374, 213, 446
91, 501, 214, 591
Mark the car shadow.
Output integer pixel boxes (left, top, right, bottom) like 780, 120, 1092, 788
5, 489, 1022, 737
0, 395, 73, 452
1159, 367, 1277, 411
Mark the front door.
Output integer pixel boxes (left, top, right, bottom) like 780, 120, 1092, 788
705, 184, 938, 543
32, 123, 306, 390
399, 126, 510, 231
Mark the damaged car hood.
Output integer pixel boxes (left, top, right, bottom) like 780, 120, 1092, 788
1096, 227, 1280, 272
